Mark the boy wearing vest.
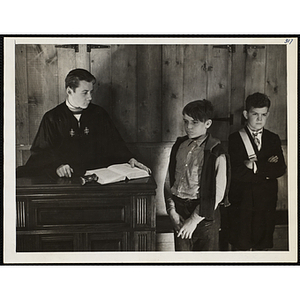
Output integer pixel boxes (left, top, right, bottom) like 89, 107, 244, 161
164, 100, 230, 251
228, 93, 286, 250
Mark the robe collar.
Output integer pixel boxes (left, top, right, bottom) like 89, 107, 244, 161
66, 98, 84, 114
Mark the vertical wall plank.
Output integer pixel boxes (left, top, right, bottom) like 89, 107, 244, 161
207, 45, 231, 141
57, 48, 76, 103
230, 45, 246, 134
111, 45, 137, 143
265, 46, 288, 211
26, 44, 45, 143
245, 45, 266, 96
183, 44, 208, 105
76, 44, 90, 70
162, 45, 184, 141
277, 145, 288, 210
39, 45, 59, 113
26, 44, 59, 143
265, 45, 287, 140
183, 45, 207, 106
137, 45, 162, 143
90, 48, 112, 113
15, 44, 29, 146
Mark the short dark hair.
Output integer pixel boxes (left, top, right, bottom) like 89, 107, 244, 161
65, 68, 96, 91
182, 99, 214, 122
245, 92, 271, 111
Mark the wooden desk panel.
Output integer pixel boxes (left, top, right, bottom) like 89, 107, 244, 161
16, 176, 157, 252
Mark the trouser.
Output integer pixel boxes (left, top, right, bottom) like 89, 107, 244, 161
173, 196, 220, 251
228, 203, 276, 250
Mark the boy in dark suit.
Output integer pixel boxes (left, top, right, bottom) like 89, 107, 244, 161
164, 100, 230, 251
228, 92, 286, 250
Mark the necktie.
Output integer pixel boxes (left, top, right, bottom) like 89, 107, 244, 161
252, 130, 262, 150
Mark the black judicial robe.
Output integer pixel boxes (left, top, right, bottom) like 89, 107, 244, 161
227, 127, 286, 249
17, 102, 134, 178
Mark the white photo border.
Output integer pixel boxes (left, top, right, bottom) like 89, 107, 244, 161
3, 36, 298, 264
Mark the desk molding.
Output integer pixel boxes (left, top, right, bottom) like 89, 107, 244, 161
16, 176, 157, 252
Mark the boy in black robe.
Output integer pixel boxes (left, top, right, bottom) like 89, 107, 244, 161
17, 68, 149, 178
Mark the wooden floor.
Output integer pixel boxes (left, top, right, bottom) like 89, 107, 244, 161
272, 225, 289, 251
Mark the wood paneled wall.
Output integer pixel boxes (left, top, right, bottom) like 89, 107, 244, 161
15, 43, 288, 214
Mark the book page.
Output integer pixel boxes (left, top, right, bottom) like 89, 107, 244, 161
108, 163, 150, 180
85, 168, 126, 185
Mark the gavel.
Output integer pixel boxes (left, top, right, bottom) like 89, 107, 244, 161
80, 173, 98, 185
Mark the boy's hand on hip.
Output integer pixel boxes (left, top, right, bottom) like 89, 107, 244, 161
177, 217, 198, 239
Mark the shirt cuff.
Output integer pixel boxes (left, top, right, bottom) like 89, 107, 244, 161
253, 161, 258, 173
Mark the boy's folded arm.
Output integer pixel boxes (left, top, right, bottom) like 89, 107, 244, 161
228, 134, 283, 182
256, 138, 286, 179
229, 142, 259, 182
256, 135, 286, 179
231, 164, 258, 182
230, 152, 274, 183
256, 157, 286, 179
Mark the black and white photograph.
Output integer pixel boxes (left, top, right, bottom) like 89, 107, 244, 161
3, 36, 298, 264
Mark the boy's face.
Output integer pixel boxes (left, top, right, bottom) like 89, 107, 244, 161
67, 80, 94, 109
183, 114, 212, 139
243, 106, 269, 131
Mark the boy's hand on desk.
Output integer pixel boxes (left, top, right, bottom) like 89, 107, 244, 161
56, 164, 74, 177
129, 158, 152, 174
268, 155, 278, 163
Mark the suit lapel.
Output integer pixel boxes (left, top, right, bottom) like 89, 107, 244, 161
257, 129, 271, 158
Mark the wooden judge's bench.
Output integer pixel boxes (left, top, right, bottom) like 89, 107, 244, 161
16, 176, 157, 252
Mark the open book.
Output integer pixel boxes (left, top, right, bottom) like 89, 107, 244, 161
85, 163, 150, 185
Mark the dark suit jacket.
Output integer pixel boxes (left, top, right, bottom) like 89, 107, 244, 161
228, 127, 286, 211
